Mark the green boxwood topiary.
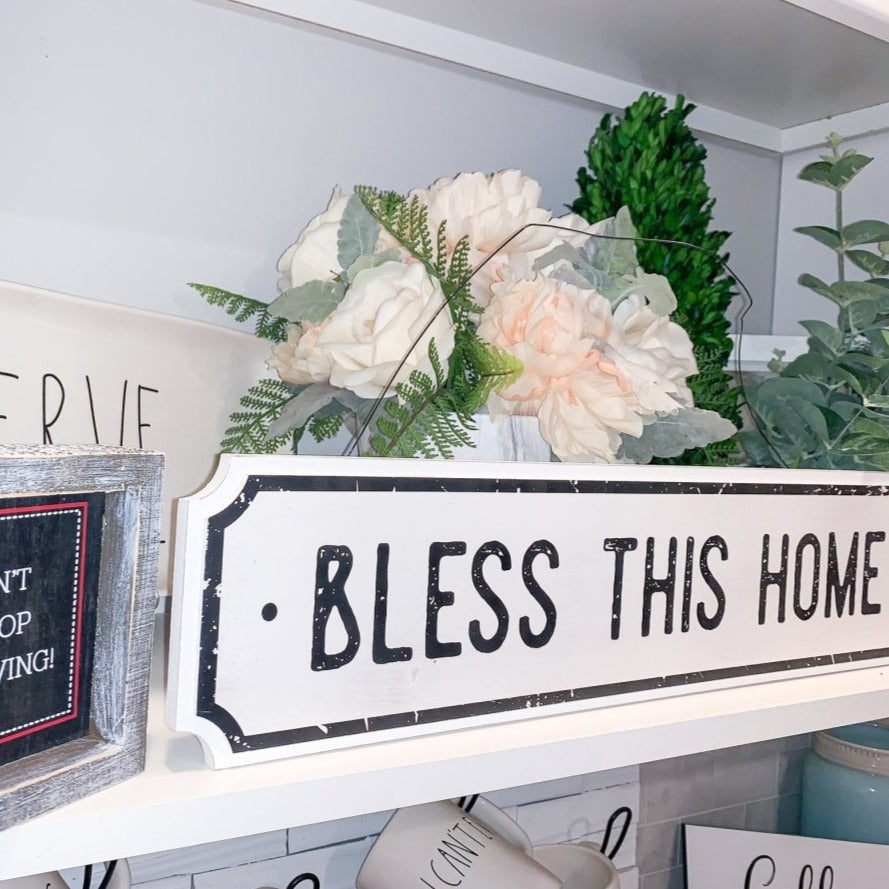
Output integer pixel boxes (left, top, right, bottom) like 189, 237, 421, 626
572, 92, 741, 465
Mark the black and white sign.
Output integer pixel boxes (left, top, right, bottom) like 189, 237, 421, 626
0, 493, 104, 767
685, 825, 889, 888
169, 456, 889, 768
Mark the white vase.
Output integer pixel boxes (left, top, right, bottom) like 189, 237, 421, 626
300, 412, 554, 462
450, 413, 554, 463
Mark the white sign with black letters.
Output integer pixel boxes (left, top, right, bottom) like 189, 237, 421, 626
169, 455, 889, 767
685, 825, 889, 888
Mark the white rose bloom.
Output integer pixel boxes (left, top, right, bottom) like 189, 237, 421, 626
266, 322, 333, 386
608, 294, 698, 415
276, 186, 351, 291
316, 260, 455, 399
415, 170, 553, 307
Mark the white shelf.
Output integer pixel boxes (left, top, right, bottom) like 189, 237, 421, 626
2, 615, 888, 879
224, 0, 889, 151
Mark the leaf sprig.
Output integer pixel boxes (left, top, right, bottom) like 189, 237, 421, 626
741, 134, 889, 470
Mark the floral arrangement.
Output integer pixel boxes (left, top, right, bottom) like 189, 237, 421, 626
193, 170, 735, 462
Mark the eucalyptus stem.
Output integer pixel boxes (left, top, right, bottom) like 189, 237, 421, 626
832, 137, 846, 285
835, 187, 845, 284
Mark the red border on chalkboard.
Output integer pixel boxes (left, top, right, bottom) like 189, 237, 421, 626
0, 501, 89, 744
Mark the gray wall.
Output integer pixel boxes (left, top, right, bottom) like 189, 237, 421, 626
0, 0, 779, 333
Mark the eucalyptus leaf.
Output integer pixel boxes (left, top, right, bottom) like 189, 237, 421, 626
798, 273, 835, 300
268, 279, 346, 323
782, 351, 831, 380
846, 249, 889, 277
831, 280, 889, 304
617, 407, 736, 463
826, 152, 872, 189
798, 160, 835, 188
843, 219, 889, 246
795, 225, 842, 250
847, 299, 879, 330
799, 319, 842, 354
337, 194, 380, 271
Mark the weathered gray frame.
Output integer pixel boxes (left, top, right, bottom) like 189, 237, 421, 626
0, 444, 163, 830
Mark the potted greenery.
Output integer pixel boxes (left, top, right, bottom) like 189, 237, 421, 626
740, 134, 889, 470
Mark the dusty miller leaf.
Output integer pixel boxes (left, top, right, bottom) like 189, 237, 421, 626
337, 194, 380, 271
268, 279, 346, 323
617, 408, 736, 463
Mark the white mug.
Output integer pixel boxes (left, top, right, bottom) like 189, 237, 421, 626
533, 842, 621, 889
355, 799, 561, 889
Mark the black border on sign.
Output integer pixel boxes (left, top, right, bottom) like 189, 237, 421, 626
197, 475, 889, 753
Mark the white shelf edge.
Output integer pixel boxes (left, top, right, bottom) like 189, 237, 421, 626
730, 333, 806, 372
223, 0, 783, 152
2, 615, 889, 878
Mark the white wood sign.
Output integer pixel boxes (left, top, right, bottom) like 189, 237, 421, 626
685, 825, 889, 887
169, 456, 889, 767
0, 280, 270, 588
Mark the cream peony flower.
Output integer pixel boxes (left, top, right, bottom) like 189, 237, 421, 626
415, 170, 554, 307
314, 260, 454, 400
479, 272, 643, 462
607, 294, 698, 414
276, 186, 351, 291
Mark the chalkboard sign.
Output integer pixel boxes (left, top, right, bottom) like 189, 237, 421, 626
0, 445, 163, 831
169, 455, 889, 768
0, 493, 105, 767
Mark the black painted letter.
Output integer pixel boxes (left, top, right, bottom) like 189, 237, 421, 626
520, 540, 558, 648
311, 545, 360, 671
604, 538, 638, 641
372, 543, 412, 664
469, 541, 511, 654
426, 541, 466, 659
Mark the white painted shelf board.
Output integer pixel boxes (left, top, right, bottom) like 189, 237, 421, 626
2, 615, 889, 879
224, 0, 889, 150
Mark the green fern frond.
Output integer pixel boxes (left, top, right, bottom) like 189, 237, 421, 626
367, 342, 475, 458
448, 330, 523, 415
221, 378, 294, 453
357, 187, 437, 266
189, 283, 287, 342
308, 412, 346, 442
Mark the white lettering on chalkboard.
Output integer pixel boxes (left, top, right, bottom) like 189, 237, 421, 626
0, 648, 55, 682
0, 566, 33, 594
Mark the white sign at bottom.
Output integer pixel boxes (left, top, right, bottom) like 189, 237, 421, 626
685, 825, 889, 888
169, 456, 889, 767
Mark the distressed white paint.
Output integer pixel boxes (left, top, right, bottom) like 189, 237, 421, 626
170, 455, 889, 767
685, 824, 889, 887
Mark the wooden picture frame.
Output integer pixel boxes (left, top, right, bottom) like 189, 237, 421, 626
0, 444, 163, 830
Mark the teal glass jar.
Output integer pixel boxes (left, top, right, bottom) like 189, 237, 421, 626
801, 721, 889, 844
